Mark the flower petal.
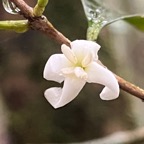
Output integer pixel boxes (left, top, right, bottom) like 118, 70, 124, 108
71, 40, 100, 61
44, 77, 86, 108
43, 54, 71, 83
61, 44, 77, 64
86, 62, 119, 100
82, 52, 93, 67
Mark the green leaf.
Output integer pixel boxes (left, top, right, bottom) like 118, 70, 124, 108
103, 15, 144, 32
81, 0, 144, 40
124, 16, 144, 31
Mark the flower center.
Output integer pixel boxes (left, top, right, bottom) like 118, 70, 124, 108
61, 67, 88, 80
61, 44, 93, 80
74, 67, 88, 80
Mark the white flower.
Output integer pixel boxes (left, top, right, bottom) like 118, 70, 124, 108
43, 40, 119, 108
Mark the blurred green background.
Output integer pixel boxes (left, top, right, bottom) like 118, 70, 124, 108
0, 0, 144, 144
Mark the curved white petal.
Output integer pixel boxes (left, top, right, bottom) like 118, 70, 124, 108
86, 62, 119, 100
71, 40, 100, 61
44, 77, 86, 108
43, 54, 71, 83
44, 87, 62, 108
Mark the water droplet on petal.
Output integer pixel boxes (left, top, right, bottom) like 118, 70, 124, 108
2, 0, 20, 14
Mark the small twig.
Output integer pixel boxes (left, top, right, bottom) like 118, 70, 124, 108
71, 127, 144, 144
116, 75, 144, 100
0, 20, 28, 33
29, 16, 71, 46
10, 0, 70, 46
10, 0, 144, 100
33, 0, 49, 16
